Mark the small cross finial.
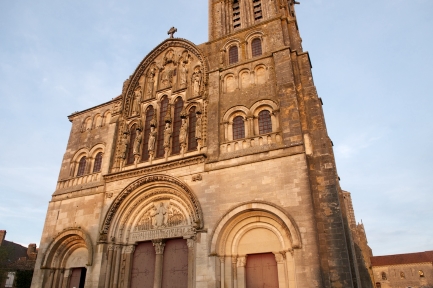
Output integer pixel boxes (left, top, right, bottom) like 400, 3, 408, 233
168, 27, 177, 38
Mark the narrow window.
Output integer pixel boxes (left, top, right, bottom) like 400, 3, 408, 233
419, 270, 425, 277
93, 152, 103, 173
381, 272, 387, 280
156, 97, 169, 158
127, 125, 137, 165
233, 116, 245, 140
188, 107, 197, 151
141, 106, 155, 161
258, 110, 272, 134
400, 272, 405, 279
251, 38, 262, 57
77, 157, 87, 177
253, 0, 263, 20
233, 0, 241, 29
172, 97, 184, 155
229, 46, 239, 64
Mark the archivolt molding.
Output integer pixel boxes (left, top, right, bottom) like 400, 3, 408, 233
122, 38, 209, 118
41, 227, 93, 269
209, 201, 302, 255
99, 174, 204, 242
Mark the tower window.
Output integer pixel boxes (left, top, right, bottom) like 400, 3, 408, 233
93, 152, 103, 173
188, 107, 197, 151
229, 46, 239, 64
233, 0, 241, 29
251, 38, 262, 57
381, 272, 387, 280
258, 110, 272, 134
253, 0, 263, 20
141, 106, 155, 161
172, 97, 184, 155
77, 157, 86, 177
127, 125, 137, 165
233, 116, 245, 140
156, 97, 169, 158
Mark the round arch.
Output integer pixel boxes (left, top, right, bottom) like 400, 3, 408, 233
41, 228, 93, 269
210, 201, 302, 255
99, 174, 204, 243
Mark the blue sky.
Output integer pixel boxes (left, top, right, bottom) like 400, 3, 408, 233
0, 0, 431, 256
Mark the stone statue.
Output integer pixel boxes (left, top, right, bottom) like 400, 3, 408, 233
150, 203, 168, 228
132, 87, 141, 115
163, 122, 172, 148
148, 126, 157, 151
192, 68, 202, 96
133, 130, 142, 156
160, 69, 173, 88
179, 118, 188, 145
147, 69, 155, 97
180, 62, 188, 87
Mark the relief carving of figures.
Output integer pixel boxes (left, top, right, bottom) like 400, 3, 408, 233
150, 202, 169, 228
133, 129, 142, 166
192, 66, 202, 96
160, 68, 173, 89
148, 126, 157, 152
113, 101, 122, 114
179, 62, 188, 88
179, 117, 188, 156
195, 112, 203, 151
146, 68, 155, 98
119, 132, 129, 169
132, 86, 142, 116
163, 123, 172, 148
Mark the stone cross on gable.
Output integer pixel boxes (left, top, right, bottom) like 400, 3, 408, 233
168, 27, 177, 38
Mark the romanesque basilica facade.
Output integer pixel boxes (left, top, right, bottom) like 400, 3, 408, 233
31, 1, 372, 287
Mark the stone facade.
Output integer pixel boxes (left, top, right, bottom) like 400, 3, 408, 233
371, 251, 433, 288
31, 1, 372, 287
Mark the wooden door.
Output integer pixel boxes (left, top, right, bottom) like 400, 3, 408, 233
245, 253, 278, 288
161, 238, 188, 288
69, 268, 86, 288
130, 241, 156, 288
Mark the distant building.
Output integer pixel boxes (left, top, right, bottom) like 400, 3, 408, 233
0, 230, 38, 288
371, 251, 433, 288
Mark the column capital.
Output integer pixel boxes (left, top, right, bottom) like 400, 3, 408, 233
152, 239, 165, 255
124, 245, 135, 254
186, 238, 195, 249
236, 256, 247, 267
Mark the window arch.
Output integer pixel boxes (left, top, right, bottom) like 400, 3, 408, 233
156, 97, 169, 158
127, 124, 137, 165
188, 107, 197, 151
229, 46, 239, 64
251, 38, 262, 57
141, 106, 155, 161
232, 116, 245, 140
77, 157, 87, 177
93, 152, 103, 173
258, 110, 272, 134
172, 97, 184, 155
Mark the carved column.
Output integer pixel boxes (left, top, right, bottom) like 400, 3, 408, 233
236, 256, 247, 288
62, 269, 71, 288
121, 245, 135, 288
112, 245, 122, 288
153, 239, 165, 288
219, 257, 225, 288
104, 244, 114, 288
45, 269, 55, 288
52, 269, 61, 288
246, 116, 254, 138
186, 238, 195, 288
231, 256, 237, 288
58, 269, 64, 288
273, 252, 288, 288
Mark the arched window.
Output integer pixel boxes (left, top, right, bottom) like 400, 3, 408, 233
419, 270, 425, 277
232, 116, 245, 140
381, 272, 387, 280
127, 124, 137, 165
141, 106, 155, 161
156, 97, 169, 158
375, 283, 381, 288
188, 107, 197, 151
77, 157, 87, 177
400, 272, 405, 279
93, 152, 103, 173
172, 97, 184, 155
229, 46, 239, 64
258, 110, 272, 134
251, 38, 262, 57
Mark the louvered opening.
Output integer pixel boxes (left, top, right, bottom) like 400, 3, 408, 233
253, 0, 262, 20
233, 0, 241, 29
